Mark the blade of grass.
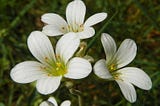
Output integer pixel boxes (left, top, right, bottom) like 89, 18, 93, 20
8, 84, 14, 106
132, 0, 159, 30
16, 95, 24, 106
28, 88, 37, 106
1, 0, 37, 37
10, 0, 37, 29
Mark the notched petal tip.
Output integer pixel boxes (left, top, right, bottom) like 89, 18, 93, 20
10, 61, 46, 84
101, 33, 117, 63
36, 76, 62, 95
48, 97, 58, 106
56, 33, 80, 63
41, 13, 67, 26
115, 38, 137, 68
66, 0, 86, 26
61, 100, 71, 106
116, 80, 137, 103
27, 31, 56, 64
118, 67, 152, 91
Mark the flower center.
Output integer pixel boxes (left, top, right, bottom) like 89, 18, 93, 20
55, 62, 67, 75
107, 64, 123, 81
112, 72, 122, 80
61, 24, 84, 33
108, 64, 117, 72
42, 56, 67, 76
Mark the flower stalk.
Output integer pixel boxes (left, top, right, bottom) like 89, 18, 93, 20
69, 88, 83, 106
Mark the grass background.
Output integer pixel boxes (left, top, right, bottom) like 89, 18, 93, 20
0, 0, 160, 106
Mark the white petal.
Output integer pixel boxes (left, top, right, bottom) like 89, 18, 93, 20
41, 13, 67, 26
42, 25, 64, 36
56, 33, 80, 64
93, 59, 112, 79
116, 80, 136, 103
36, 76, 62, 95
101, 33, 117, 64
27, 31, 56, 65
39, 101, 51, 106
84, 12, 107, 27
66, 0, 86, 26
10, 61, 46, 83
77, 27, 95, 39
60, 100, 71, 106
64, 57, 92, 79
48, 97, 58, 106
117, 67, 152, 90
114, 39, 137, 68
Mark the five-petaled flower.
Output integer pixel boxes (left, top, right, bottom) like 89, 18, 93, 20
10, 31, 92, 95
41, 0, 107, 39
40, 97, 71, 106
93, 33, 152, 103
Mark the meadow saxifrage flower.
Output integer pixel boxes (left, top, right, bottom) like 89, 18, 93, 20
93, 33, 152, 103
40, 97, 71, 106
10, 31, 92, 95
41, 0, 107, 39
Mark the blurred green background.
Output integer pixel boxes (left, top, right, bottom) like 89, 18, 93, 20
0, 0, 160, 106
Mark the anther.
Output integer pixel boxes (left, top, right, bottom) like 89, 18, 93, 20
56, 67, 59, 71
40, 66, 46, 70
109, 64, 116, 71
56, 62, 61, 67
62, 27, 65, 30
80, 24, 83, 27
44, 57, 48, 60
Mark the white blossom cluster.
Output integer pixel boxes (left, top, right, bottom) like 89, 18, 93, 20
10, 0, 152, 105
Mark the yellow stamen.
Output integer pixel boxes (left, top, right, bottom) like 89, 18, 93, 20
65, 24, 84, 33
108, 64, 117, 72
56, 62, 61, 67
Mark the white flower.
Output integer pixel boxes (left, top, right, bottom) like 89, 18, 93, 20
40, 97, 71, 106
41, 0, 107, 39
93, 33, 152, 103
10, 31, 92, 95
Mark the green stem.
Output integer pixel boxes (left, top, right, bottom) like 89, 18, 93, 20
8, 84, 14, 106
28, 88, 37, 106
78, 95, 82, 106
16, 95, 24, 106
86, 11, 118, 53
69, 89, 83, 106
